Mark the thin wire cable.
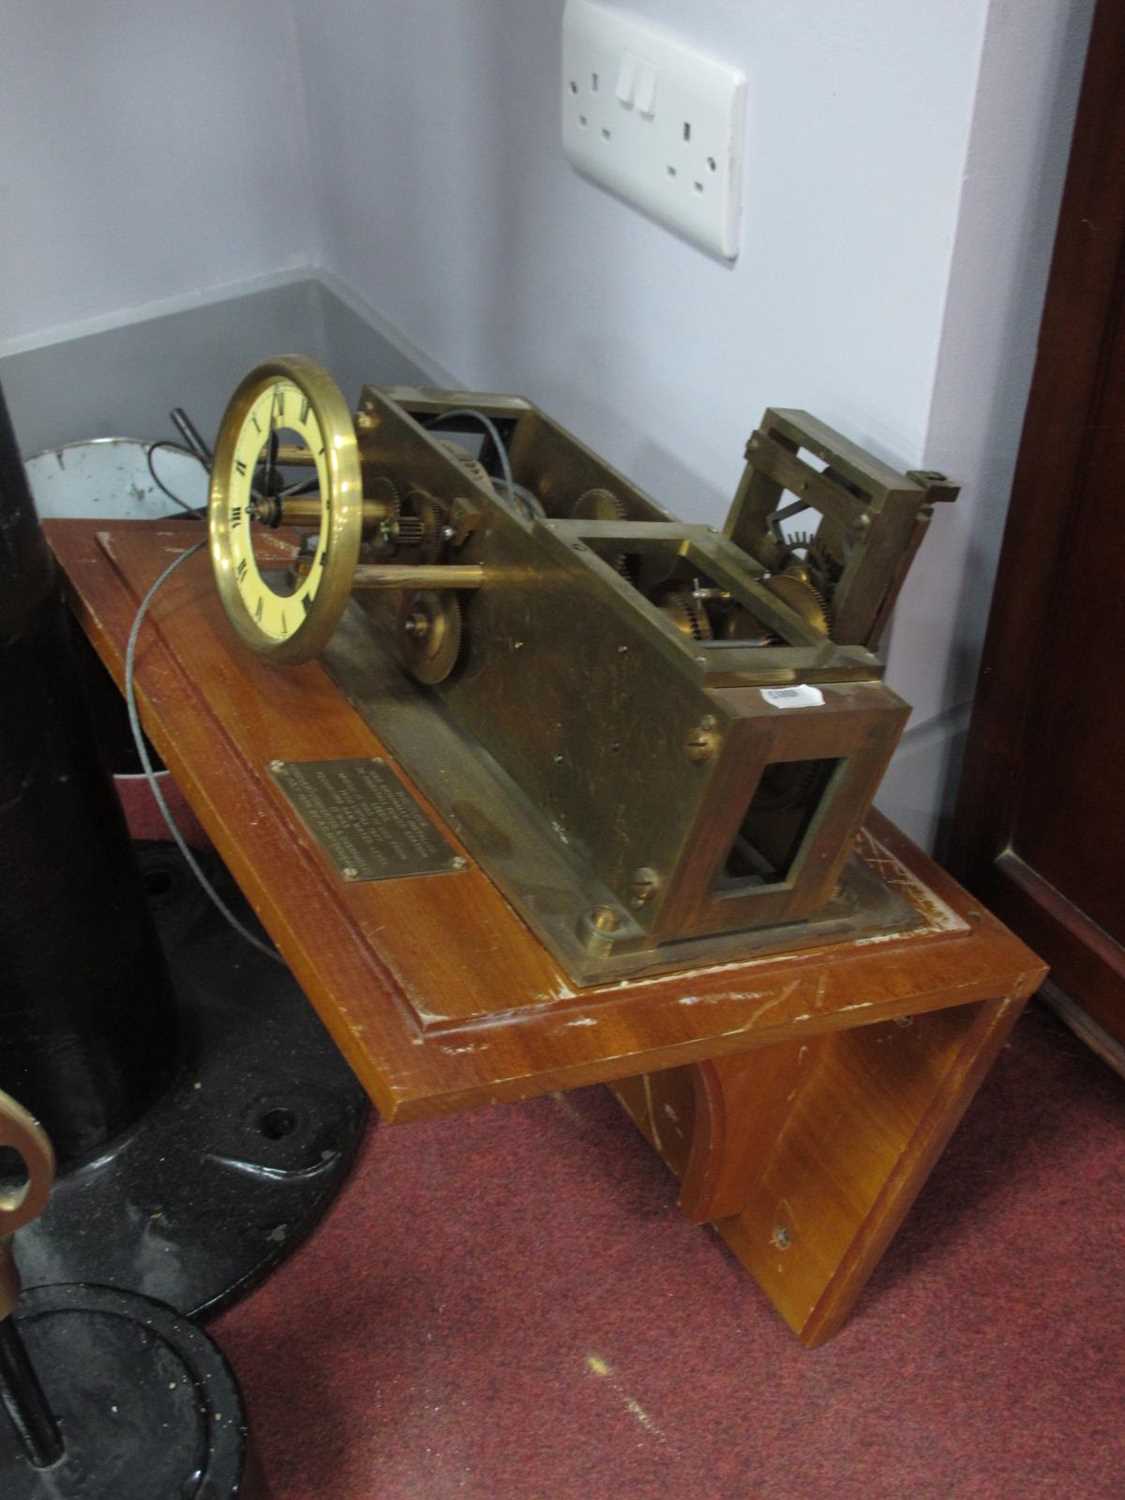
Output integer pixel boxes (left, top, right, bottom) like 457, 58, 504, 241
424, 409, 545, 521
146, 441, 208, 518
502, 478, 548, 519
124, 542, 286, 967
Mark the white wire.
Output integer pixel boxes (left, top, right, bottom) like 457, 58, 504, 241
123, 540, 286, 967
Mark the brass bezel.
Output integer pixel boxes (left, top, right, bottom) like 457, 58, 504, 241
208, 356, 362, 664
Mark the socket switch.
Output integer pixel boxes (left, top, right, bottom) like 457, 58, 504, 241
562, 0, 746, 260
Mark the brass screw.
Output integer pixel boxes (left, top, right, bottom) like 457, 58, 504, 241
579, 904, 622, 956
685, 715, 720, 763
772, 1224, 792, 1250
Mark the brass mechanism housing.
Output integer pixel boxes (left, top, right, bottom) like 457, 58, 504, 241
208, 361, 957, 984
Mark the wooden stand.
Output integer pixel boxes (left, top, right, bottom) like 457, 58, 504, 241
614, 995, 1020, 1345
43, 520, 1046, 1345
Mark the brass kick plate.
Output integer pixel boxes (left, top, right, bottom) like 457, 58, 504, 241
268, 758, 461, 883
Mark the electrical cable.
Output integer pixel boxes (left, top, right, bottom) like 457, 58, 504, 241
145, 441, 208, 519
124, 541, 286, 967
501, 478, 548, 519
424, 409, 544, 521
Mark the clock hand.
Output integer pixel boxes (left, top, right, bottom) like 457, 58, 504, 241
257, 386, 280, 504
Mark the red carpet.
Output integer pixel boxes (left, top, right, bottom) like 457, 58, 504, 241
216, 1002, 1124, 1499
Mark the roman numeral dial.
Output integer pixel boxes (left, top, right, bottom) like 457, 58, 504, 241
207, 357, 363, 664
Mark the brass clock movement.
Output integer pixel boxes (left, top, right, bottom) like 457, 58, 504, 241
207, 355, 957, 982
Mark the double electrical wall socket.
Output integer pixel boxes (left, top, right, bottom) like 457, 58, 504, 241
561, 0, 746, 260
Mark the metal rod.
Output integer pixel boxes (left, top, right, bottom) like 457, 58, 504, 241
278, 496, 392, 529
350, 564, 485, 591
0, 1318, 64, 1469
273, 445, 318, 467
169, 408, 213, 468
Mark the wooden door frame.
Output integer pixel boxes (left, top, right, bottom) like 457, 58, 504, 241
950, 0, 1125, 1036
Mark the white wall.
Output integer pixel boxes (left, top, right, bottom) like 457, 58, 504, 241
299, 0, 985, 509
878, 0, 1095, 843
0, 0, 1095, 847
0, 0, 314, 349
295, 0, 1093, 847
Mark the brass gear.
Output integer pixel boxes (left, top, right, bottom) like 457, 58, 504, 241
716, 607, 780, 645
657, 586, 713, 642
571, 487, 628, 521
572, 488, 631, 575
361, 476, 402, 561
397, 590, 462, 685
400, 487, 448, 564
763, 571, 831, 636
780, 529, 841, 607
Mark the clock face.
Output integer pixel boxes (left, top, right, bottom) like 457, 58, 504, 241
225, 377, 327, 642
209, 358, 362, 663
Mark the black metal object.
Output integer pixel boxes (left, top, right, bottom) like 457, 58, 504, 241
0, 379, 178, 1168
0, 1284, 261, 1497
2, 376, 370, 1318
0, 1321, 63, 1471
14, 842, 370, 1320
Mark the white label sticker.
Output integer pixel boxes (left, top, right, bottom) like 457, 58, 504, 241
760, 684, 825, 709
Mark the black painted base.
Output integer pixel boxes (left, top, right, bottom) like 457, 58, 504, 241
12, 843, 371, 1321
1, 1285, 261, 1497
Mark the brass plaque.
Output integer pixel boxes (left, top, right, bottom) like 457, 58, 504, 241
268, 758, 461, 883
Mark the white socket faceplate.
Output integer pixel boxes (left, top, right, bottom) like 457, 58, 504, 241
561, 0, 746, 260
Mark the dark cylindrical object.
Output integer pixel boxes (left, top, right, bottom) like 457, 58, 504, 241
0, 1285, 263, 1498
0, 1320, 63, 1469
0, 380, 177, 1168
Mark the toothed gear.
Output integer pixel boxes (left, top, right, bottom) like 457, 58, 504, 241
657, 586, 713, 642
571, 487, 628, 521
393, 515, 425, 546
400, 488, 449, 564
763, 571, 832, 637
570, 488, 632, 575
780, 529, 842, 603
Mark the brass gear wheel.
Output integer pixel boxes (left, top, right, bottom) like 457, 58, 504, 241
399, 487, 448, 564
763, 570, 831, 636
571, 487, 628, 522
361, 476, 402, 561
397, 590, 462, 685
715, 608, 780, 645
780, 529, 841, 609
656, 586, 713, 642
572, 488, 631, 575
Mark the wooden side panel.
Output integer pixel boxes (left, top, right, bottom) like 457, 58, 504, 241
618, 994, 1027, 1346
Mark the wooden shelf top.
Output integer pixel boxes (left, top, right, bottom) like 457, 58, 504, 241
45, 520, 1045, 1123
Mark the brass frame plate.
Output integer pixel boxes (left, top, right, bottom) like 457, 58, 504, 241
322, 605, 921, 984
268, 757, 461, 883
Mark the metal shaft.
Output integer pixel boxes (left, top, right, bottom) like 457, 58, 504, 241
0, 1317, 64, 1469
351, 564, 485, 591
278, 496, 392, 529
